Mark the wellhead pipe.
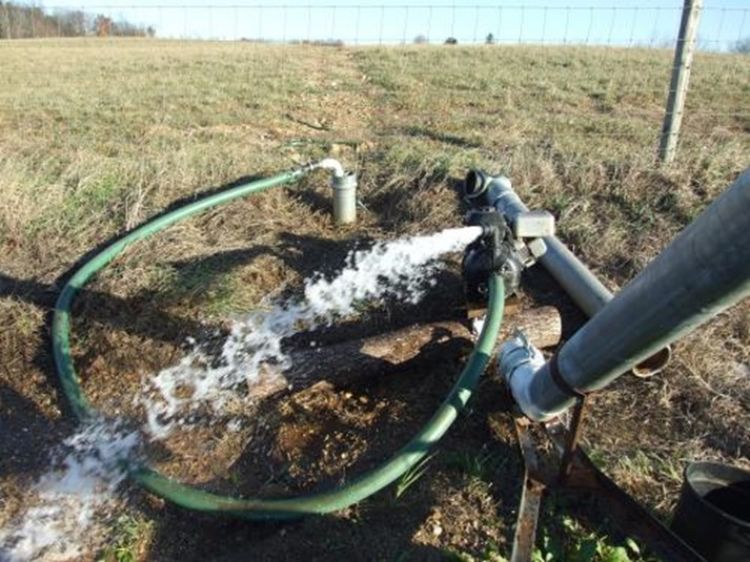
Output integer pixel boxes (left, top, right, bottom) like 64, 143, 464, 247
512, 168, 750, 421
332, 172, 357, 225
463, 170, 670, 377
463, 170, 615, 316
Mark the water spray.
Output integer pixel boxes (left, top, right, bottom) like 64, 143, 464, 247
37, 158, 506, 529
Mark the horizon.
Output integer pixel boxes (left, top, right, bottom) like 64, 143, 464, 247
5, 0, 747, 51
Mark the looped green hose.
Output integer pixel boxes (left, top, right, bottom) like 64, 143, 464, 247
52, 168, 506, 519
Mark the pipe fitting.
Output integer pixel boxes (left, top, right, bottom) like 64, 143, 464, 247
332, 171, 357, 225
498, 332, 549, 421
463, 167, 670, 379
463, 170, 516, 213
463, 169, 491, 201
313, 158, 345, 178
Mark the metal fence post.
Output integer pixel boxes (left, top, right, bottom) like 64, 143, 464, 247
659, 0, 703, 165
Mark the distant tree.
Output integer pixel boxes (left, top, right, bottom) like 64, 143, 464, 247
445, 37, 458, 45
731, 37, 750, 53
95, 15, 112, 37
57, 9, 88, 37
111, 18, 148, 37
0, 2, 150, 38
413, 34, 428, 44
485, 33, 495, 45
0, 2, 53, 38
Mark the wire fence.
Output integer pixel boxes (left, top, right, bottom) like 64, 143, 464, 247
2, 3, 749, 48
1, 2, 748, 164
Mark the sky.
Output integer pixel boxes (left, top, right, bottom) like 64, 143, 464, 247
34, 1, 750, 50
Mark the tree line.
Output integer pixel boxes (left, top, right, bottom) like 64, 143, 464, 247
0, 1, 155, 39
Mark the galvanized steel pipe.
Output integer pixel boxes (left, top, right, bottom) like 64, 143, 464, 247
463, 170, 670, 377
311, 158, 357, 225
519, 168, 750, 420
332, 172, 357, 225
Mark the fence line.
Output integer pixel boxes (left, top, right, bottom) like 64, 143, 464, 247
1, 2, 748, 164
1, 4, 747, 49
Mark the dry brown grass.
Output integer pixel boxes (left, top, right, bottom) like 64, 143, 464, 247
0, 38, 748, 561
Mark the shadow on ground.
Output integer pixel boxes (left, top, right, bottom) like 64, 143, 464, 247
139, 377, 524, 562
0, 172, 578, 561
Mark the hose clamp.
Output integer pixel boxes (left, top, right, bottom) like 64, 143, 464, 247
548, 352, 586, 399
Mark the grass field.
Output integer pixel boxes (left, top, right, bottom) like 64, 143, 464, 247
0, 39, 749, 561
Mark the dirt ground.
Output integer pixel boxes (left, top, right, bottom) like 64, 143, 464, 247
1, 40, 749, 561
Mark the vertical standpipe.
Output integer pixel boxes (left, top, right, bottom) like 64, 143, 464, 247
332, 172, 357, 225
310, 158, 357, 225
514, 169, 750, 421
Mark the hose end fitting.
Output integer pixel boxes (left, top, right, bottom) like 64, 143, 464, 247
462, 208, 518, 303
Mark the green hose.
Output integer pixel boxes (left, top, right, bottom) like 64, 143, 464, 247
52, 167, 506, 519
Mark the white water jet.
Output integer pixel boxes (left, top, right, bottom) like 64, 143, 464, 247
0, 225, 483, 558
141, 226, 483, 438
0, 419, 140, 562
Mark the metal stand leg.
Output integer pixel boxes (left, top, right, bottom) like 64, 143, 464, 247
510, 417, 546, 562
508, 397, 704, 562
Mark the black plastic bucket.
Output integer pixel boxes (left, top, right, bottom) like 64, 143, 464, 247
671, 461, 750, 562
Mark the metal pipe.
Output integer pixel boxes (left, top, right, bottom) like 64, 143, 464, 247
309, 158, 357, 225
538, 236, 611, 318
332, 172, 357, 225
515, 168, 750, 421
464, 170, 613, 316
463, 170, 670, 376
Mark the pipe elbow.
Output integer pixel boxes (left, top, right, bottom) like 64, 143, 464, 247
463, 169, 514, 210
498, 333, 551, 421
313, 158, 345, 178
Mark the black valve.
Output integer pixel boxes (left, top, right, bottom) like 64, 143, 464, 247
464, 208, 509, 267
462, 208, 513, 305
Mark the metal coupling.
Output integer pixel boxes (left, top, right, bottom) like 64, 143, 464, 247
498, 332, 548, 421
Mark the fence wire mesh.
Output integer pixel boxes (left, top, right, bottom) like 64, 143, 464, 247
0, 2, 748, 169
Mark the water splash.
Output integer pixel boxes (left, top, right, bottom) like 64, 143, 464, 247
141, 226, 482, 438
0, 225, 482, 558
0, 419, 140, 562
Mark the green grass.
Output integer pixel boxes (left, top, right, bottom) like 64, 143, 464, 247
534, 514, 653, 562
97, 514, 152, 562
444, 448, 503, 482
395, 452, 437, 499
443, 544, 508, 562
